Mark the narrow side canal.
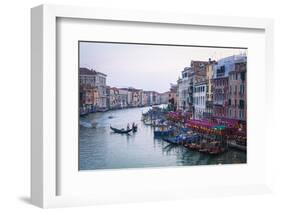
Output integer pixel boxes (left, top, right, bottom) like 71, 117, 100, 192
79, 106, 246, 170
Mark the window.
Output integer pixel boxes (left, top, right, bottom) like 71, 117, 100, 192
240, 84, 244, 94
241, 72, 246, 81
228, 99, 231, 106
239, 110, 244, 119
239, 100, 245, 109
217, 65, 225, 77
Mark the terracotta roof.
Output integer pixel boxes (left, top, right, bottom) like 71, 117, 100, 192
191, 60, 209, 64
79, 67, 107, 77
110, 87, 119, 91
79, 67, 97, 75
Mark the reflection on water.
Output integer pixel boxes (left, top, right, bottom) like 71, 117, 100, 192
79, 106, 246, 170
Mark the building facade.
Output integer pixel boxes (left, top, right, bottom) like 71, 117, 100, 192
193, 80, 207, 119
118, 89, 129, 108
176, 61, 208, 116
79, 67, 107, 113
186, 67, 194, 114
190, 61, 208, 115
227, 57, 247, 121
205, 59, 216, 117
177, 67, 189, 110
168, 84, 178, 111
79, 84, 99, 113
95, 72, 107, 110
141, 91, 148, 106
109, 87, 120, 109
152, 91, 160, 105
212, 67, 229, 117
159, 92, 169, 104
212, 54, 246, 119
128, 88, 143, 107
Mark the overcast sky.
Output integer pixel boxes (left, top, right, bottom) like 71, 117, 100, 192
79, 42, 247, 93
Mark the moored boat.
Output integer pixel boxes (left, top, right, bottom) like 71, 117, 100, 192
162, 134, 187, 145
198, 143, 209, 153
208, 146, 225, 155
185, 134, 200, 143
162, 137, 182, 145
228, 141, 246, 152
154, 129, 173, 138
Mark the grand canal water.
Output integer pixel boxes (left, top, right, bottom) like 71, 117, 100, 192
79, 106, 246, 170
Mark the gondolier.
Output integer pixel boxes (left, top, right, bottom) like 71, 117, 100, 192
132, 122, 138, 132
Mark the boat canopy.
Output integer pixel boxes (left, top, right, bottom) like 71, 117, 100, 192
212, 125, 226, 130
186, 120, 216, 128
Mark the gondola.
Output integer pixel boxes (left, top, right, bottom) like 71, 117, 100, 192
110, 126, 133, 134
228, 141, 246, 152
162, 137, 182, 145
208, 147, 226, 155
154, 129, 172, 138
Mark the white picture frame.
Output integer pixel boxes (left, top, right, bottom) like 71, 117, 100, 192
31, 4, 274, 208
